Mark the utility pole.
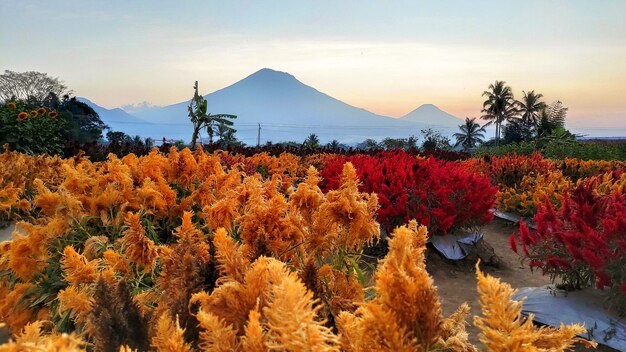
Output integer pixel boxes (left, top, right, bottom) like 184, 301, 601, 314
257, 123, 261, 147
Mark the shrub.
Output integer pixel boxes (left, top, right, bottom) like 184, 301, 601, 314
0, 101, 65, 155
496, 170, 572, 217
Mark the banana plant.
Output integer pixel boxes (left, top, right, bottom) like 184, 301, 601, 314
188, 81, 236, 148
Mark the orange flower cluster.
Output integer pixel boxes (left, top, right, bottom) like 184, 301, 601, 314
497, 170, 573, 216
561, 158, 626, 180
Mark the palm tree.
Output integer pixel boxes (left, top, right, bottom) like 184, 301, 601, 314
517, 90, 546, 137
302, 133, 320, 148
454, 117, 486, 150
481, 81, 517, 146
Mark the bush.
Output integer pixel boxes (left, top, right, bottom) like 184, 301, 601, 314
0, 101, 65, 155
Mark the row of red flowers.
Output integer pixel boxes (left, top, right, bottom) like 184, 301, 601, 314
320, 150, 497, 235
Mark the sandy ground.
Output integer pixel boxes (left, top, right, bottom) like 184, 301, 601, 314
428, 218, 614, 351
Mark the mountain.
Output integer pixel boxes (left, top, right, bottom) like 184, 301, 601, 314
400, 104, 463, 128
86, 69, 466, 144
77, 97, 155, 137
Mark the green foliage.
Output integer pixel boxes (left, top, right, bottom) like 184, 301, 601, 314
420, 128, 451, 150
453, 117, 486, 150
188, 81, 236, 147
475, 136, 626, 161
59, 97, 107, 143
380, 135, 419, 150
356, 138, 380, 150
0, 101, 65, 155
302, 133, 320, 148
481, 80, 517, 145
106, 131, 132, 144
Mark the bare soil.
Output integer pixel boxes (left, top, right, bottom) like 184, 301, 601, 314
427, 218, 614, 351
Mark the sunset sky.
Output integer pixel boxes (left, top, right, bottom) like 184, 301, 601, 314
1, 0, 625, 129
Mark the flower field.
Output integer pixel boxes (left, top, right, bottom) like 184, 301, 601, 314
0, 146, 615, 351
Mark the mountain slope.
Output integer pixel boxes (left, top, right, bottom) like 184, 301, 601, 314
77, 97, 155, 137
132, 69, 422, 144
91, 69, 466, 144
400, 104, 463, 129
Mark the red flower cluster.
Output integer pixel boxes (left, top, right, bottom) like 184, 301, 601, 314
512, 177, 626, 312
321, 150, 497, 235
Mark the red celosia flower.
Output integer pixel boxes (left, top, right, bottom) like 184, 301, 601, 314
48, 111, 58, 118
509, 234, 518, 253
17, 112, 28, 121
37, 107, 46, 114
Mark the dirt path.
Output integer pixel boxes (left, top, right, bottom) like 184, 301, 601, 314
428, 219, 613, 351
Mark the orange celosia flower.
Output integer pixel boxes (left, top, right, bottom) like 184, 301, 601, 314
16, 199, 30, 211
61, 246, 99, 285
337, 221, 453, 351
151, 314, 193, 352
120, 212, 158, 272
17, 112, 28, 121
102, 249, 131, 277
196, 310, 239, 351
262, 269, 341, 351
37, 107, 46, 115
58, 284, 94, 327
474, 262, 597, 350
30, 110, 38, 117
0, 283, 35, 334
48, 111, 58, 118
5, 102, 17, 109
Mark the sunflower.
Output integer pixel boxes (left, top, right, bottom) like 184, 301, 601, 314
30, 110, 38, 117
5, 102, 16, 109
48, 111, 58, 118
37, 107, 46, 115
17, 112, 28, 121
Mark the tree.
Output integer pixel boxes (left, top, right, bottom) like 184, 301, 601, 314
380, 136, 419, 150
61, 96, 108, 143
420, 128, 451, 150
356, 138, 380, 150
502, 120, 528, 144
302, 133, 320, 148
187, 81, 236, 147
517, 90, 546, 138
106, 131, 132, 144
453, 117, 486, 150
0, 70, 71, 103
481, 81, 517, 146
326, 139, 341, 149
537, 101, 568, 137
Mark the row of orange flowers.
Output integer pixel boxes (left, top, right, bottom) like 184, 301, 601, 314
461, 153, 626, 216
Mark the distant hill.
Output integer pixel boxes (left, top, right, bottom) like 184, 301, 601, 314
400, 104, 463, 129
82, 69, 468, 144
77, 97, 154, 137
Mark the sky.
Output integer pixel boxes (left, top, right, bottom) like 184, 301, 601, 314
1, 0, 625, 129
